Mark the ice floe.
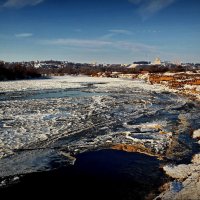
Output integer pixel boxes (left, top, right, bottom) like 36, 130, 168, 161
0, 76, 199, 183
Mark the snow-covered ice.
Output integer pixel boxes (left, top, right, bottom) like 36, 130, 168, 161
0, 75, 199, 161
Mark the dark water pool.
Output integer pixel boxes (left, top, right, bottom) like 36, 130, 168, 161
0, 149, 167, 199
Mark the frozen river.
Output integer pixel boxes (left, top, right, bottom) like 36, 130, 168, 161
0, 76, 200, 198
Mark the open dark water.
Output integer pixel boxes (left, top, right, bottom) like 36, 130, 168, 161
0, 149, 166, 200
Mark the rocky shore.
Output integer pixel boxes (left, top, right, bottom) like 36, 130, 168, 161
136, 72, 200, 199
154, 131, 200, 200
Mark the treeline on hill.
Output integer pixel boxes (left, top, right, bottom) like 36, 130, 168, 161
38, 63, 188, 76
38, 63, 133, 76
0, 61, 192, 81
0, 63, 41, 81
132, 64, 187, 73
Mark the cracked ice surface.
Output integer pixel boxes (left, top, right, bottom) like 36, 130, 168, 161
0, 76, 199, 161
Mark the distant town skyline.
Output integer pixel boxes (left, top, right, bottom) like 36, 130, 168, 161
0, 0, 200, 63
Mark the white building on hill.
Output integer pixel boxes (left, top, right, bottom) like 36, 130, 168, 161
153, 57, 161, 65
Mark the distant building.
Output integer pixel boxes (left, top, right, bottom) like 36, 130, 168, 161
133, 61, 150, 65
121, 64, 130, 67
129, 61, 150, 68
153, 57, 161, 65
34, 61, 41, 68
91, 61, 97, 66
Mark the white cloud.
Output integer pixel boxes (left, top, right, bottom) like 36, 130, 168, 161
129, 0, 177, 19
113, 41, 157, 53
101, 29, 132, 39
41, 38, 157, 54
41, 38, 112, 48
15, 33, 33, 37
2, 0, 45, 8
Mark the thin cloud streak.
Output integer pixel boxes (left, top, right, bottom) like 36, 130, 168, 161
2, 0, 45, 8
41, 38, 112, 48
15, 33, 33, 37
101, 29, 132, 39
129, 0, 177, 19
41, 38, 157, 54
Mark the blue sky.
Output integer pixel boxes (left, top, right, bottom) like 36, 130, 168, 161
0, 0, 200, 63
